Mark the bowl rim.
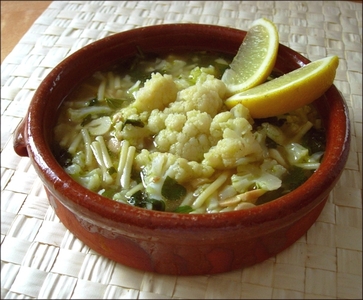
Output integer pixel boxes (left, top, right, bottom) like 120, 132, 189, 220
22, 23, 351, 229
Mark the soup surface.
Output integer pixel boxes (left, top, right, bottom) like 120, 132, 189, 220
53, 51, 326, 213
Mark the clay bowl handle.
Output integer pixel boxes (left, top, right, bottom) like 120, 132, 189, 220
13, 118, 29, 157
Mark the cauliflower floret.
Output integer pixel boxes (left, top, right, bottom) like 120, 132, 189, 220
169, 133, 210, 162
204, 133, 262, 169
210, 103, 253, 138
232, 160, 287, 194
154, 110, 213, 162
203, 104, 263, 169
155, 129, 179, 152
133, 72, 178, 112
113, 106, 148, 123
134, 149, 214, 211
170, 75, 226, 117
164, 113, 187, 131
146, 109, 167, 133
65, 163, 102, 192
134, 150, 214, 189
179, 160, 214, 182
189, 66, 220, 84
118, 74, 228, 163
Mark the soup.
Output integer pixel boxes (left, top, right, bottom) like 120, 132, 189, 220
53, 51, 325, 213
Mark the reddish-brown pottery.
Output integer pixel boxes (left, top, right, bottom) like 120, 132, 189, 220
13, 24, 350, 275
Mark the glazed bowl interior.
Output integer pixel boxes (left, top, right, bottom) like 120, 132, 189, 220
22, 24, 350, 232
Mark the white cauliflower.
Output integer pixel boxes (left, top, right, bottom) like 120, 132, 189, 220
113, 106, 149, 124
153, 110, 213, 162
117, 69, 263, 178
170, 74, 226, 117
144, 74, 228, 162
134, 150, 214, 200
232, 159, 287, 194
203, 104, 263, 169
147, 109, 167, 133
132, 72, 178, 112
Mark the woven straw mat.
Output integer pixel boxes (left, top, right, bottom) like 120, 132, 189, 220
1, 1, 362, 299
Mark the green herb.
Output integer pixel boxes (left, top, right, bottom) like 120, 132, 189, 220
301, 127, 326, 154
128, 190, 165, 211
107, 166, 117, 175
255, 166, 314, 206
150, 199, 166, 211
81, 114, 93, 126
283, 166, 313, 192
161, 176, 187, 201
105, 97, 127, 109
127, 190, 143, 206
122, 119, 144, 129
265, 136, 278, 148
56, 148, 73, 167
174, 205, 193, 213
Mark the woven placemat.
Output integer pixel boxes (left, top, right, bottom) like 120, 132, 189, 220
1, 1, 362, 299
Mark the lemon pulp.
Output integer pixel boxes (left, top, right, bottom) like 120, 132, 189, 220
221, 18, 279, 96
225, 56, 339, 119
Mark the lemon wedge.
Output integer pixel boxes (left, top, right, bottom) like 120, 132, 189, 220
225, 55, 339, 119
221, 18, 279, 96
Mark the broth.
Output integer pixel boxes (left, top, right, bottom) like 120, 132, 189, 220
53, 51, 325, 213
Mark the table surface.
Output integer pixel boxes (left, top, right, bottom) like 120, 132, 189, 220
1, 1, 362, 299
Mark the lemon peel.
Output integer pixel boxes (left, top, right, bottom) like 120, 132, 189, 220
225, 55, 339, 119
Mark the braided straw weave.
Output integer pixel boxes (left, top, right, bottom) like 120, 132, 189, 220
1, 1, 362, 299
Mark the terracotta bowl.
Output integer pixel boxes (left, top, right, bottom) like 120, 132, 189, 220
13, 24, 350, 275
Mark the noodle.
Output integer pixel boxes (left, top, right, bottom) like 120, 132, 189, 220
95, 136, 113, 169
121, 145, 136, 189
97, 79, 106, 101
192, 172, 229, 209
116, 140, 130, 185
81, 128, 94, 167
68, 131, 83, 155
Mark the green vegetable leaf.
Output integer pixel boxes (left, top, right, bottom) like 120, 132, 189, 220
162, 176, 187, 201
128, 190, 143, 206
122, 119, 144, 129
56, 148, 73, 167
174, 205, 193, 213
150, 199, 166, 211
105, 97, 127, 109
265, 136, 278, 148
301, 127, 326, 154
81, 114, 93, 126
128, 190, 165, 211
283, 166, 313, 191
107, 166, 117, 175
